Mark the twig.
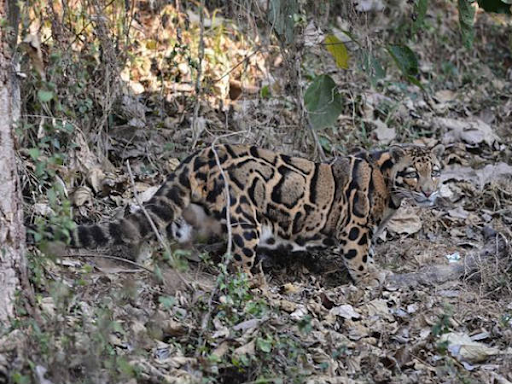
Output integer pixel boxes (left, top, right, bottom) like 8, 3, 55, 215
200, 137, 236, 331
211, 141, 233, 259
193, 132, 249, 348
191, 0, 206, 149
63, 0, 118, 49
60, 253, 155, 274
126, 160, 192, 289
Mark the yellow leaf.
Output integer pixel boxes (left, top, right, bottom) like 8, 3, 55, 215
325, 34, 349, 69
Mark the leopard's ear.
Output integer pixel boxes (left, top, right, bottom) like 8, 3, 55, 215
432, 144, 445, 159
389, 145, 406, 162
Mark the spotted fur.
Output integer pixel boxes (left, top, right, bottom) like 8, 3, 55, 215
69, 144, 443, 284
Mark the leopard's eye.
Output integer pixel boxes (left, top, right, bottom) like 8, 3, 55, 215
404, 171, 418, 179
432, 168, 441, 177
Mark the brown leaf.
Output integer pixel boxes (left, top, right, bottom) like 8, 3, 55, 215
440, 332, 510, 363
329, 304, 361, 320
233, 339, 255, 356
86, 168, 106, 194
373, 120, 396, 144
433, 117, 500, 147
387, 208, 422, 235
442, 163, 512, 190
72, 186, 93, 207
434, 90, 457, 103
211, 341, 230, 359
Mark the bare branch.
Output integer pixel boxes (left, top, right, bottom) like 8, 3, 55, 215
126, 160, 192, 290
191, 0, 206, 149
60, 253, 155, 274
199, 131, 246, 333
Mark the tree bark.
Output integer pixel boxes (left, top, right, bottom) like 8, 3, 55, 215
0, 0, 25, 326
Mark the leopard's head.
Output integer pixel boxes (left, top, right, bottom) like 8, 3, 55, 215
389, 145, 444, 207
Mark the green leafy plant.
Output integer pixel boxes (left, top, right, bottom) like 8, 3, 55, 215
432, 305, 454, 337
458, 0, 476, 48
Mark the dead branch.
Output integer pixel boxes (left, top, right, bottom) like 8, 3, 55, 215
388, 233, 509, 288
126, 160, 192, 290
200, 137, 235, 332
191, 0, 206, 149
61, 253, 155, 274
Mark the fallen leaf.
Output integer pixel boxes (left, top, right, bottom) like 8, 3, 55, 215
442, 163, 512, 190
290, 305, 308, 321
233, 339, 255, 356
434, 90, 457, 103
281, 282, 302, 294
86, 168, 106, 194
233, 317, 268, 332
325, 34, 349, 69
72, 186, 93, 207
373, 120, 396, 144
329, 304, 361, 320
138, 186, 160, 203
447, 206, 469, 220
440, 332, 510, 363
279, 300, 298, 313
366, 299, 394, 322
387, 207, 422, 235
119, 94, 146, 120
433, 117, 499, 147
211, 341, 230, 359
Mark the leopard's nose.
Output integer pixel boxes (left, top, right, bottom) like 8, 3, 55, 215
422, 189, 432, 198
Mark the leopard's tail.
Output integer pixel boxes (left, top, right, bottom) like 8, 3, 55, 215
70, 163, 193, 251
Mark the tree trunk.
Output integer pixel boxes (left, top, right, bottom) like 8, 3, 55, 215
0, 0, 25, 326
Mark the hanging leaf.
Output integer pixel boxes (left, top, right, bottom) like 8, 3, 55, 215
325, 34, 350, 69
268, 0, 299, 45
304, 75, 343, 130
362, 52, 386, 84
458, 0, 476, 48
387, 45, 419, 76
387, 45, 424, 89
406, 75, 424, 90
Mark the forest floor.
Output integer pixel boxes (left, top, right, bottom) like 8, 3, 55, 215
3, 1, 512, 384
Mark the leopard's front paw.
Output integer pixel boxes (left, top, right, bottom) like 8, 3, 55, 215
250, 272, 268, 289
242, 267, 268, 289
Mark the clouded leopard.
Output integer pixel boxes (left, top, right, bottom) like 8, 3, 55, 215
67, 144, 443, 285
